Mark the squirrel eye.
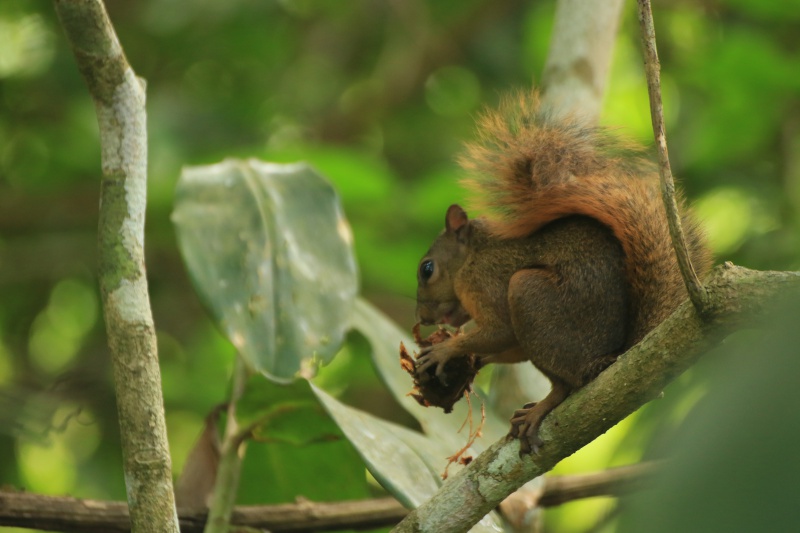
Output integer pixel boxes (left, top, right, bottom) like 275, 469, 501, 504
419, 259, 435, 281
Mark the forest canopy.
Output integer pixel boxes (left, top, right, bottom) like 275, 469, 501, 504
1, 1, 799, 532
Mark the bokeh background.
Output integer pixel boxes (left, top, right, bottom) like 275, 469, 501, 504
1, 0, 799, 532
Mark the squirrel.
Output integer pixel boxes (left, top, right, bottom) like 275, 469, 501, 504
414, 91, 711, 456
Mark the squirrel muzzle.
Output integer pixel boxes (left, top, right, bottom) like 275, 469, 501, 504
416, 300, 471, 328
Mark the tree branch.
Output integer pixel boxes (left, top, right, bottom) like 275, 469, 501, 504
541, 0, 626, 124
537, 462, 657, 507
0, 463, 657, 532
637, 0, 709, 314
52, 1, 179, 532
392, 264, 800, 533
204, 355, 249, 533
0, 492, 403, 533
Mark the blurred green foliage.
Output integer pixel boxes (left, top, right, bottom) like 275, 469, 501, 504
618, 295, 800, 533
0, 0, 798, 532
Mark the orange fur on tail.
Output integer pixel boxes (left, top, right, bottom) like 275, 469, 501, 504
459, 91, 711, 345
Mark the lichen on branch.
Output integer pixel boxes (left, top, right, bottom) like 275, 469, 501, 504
53, 1, 179, 532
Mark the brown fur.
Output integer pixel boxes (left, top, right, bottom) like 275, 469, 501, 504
460, 91, 711, 346
414, 91, 712, 454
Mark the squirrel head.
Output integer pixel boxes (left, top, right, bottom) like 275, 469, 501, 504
416, 204, 473, 328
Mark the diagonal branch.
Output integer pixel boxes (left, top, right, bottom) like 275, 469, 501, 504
52, 1, 179, 531
637, 0, 709, 314
391, 264, 800, 533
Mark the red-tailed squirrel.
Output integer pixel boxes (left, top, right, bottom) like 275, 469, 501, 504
414, 91, 711, 455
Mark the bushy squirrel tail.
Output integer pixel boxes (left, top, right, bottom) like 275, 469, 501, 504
460, 90, 711, 345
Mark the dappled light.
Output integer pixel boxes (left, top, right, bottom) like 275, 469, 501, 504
1, 1, 799, 532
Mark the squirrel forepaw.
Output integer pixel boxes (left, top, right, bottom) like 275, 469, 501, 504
414, 344, 454, 386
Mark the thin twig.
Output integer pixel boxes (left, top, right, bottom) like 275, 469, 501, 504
636, 0, 709, 314
204, 354, 250, 533
52, 1, 178, 531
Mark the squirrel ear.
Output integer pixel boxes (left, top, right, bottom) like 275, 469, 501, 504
445, 204, 469, 233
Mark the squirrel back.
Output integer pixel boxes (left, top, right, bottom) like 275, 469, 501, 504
460, 91, 711, 346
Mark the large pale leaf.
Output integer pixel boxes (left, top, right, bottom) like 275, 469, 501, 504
172, 159, 357, 382
311, 384, 505, 532
311, 384, 443, 508
350, 298, 544, 528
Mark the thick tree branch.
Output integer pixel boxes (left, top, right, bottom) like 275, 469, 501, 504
53, 1, 178, 532
541, 0, 625, 124
392, 264, 800, 533
0, 464, 656, 532
637, 0, 709, 313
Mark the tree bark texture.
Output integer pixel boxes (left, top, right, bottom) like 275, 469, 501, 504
53, 1, 179, 532
0, 464, 655, 532
541, 0, 626, 123
392, 264, 800, 533
0, 492, 404, 533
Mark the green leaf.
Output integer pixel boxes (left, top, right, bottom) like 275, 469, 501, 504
171, 159, 358, 382
237, 375, 313, 422
237, 375, 339, 445
311, 384, 506, 532
233, 379, 371, 505
311, 383, 443, 508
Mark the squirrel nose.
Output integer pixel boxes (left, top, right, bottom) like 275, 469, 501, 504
415, 307, 435, 326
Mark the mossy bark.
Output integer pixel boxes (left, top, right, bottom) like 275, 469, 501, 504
54, 1, 179, 531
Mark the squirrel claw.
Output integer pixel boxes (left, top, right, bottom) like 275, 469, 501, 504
414, 344, 454, 386
414, 356, 433, 376
414, 347, 436, 374
509, 405, 546, 456
511, 402, 537, 420
518, 431, 544, 457
415, 355, 450, 386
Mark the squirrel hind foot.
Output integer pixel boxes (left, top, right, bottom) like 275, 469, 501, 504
509, 404, 547, 456
508, 380, 571, 456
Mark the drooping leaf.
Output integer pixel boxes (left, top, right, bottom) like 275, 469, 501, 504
171, 159, 358, 382
349, 298, 544, 530
311, 384, 506, 532
311, 384, 443, 508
